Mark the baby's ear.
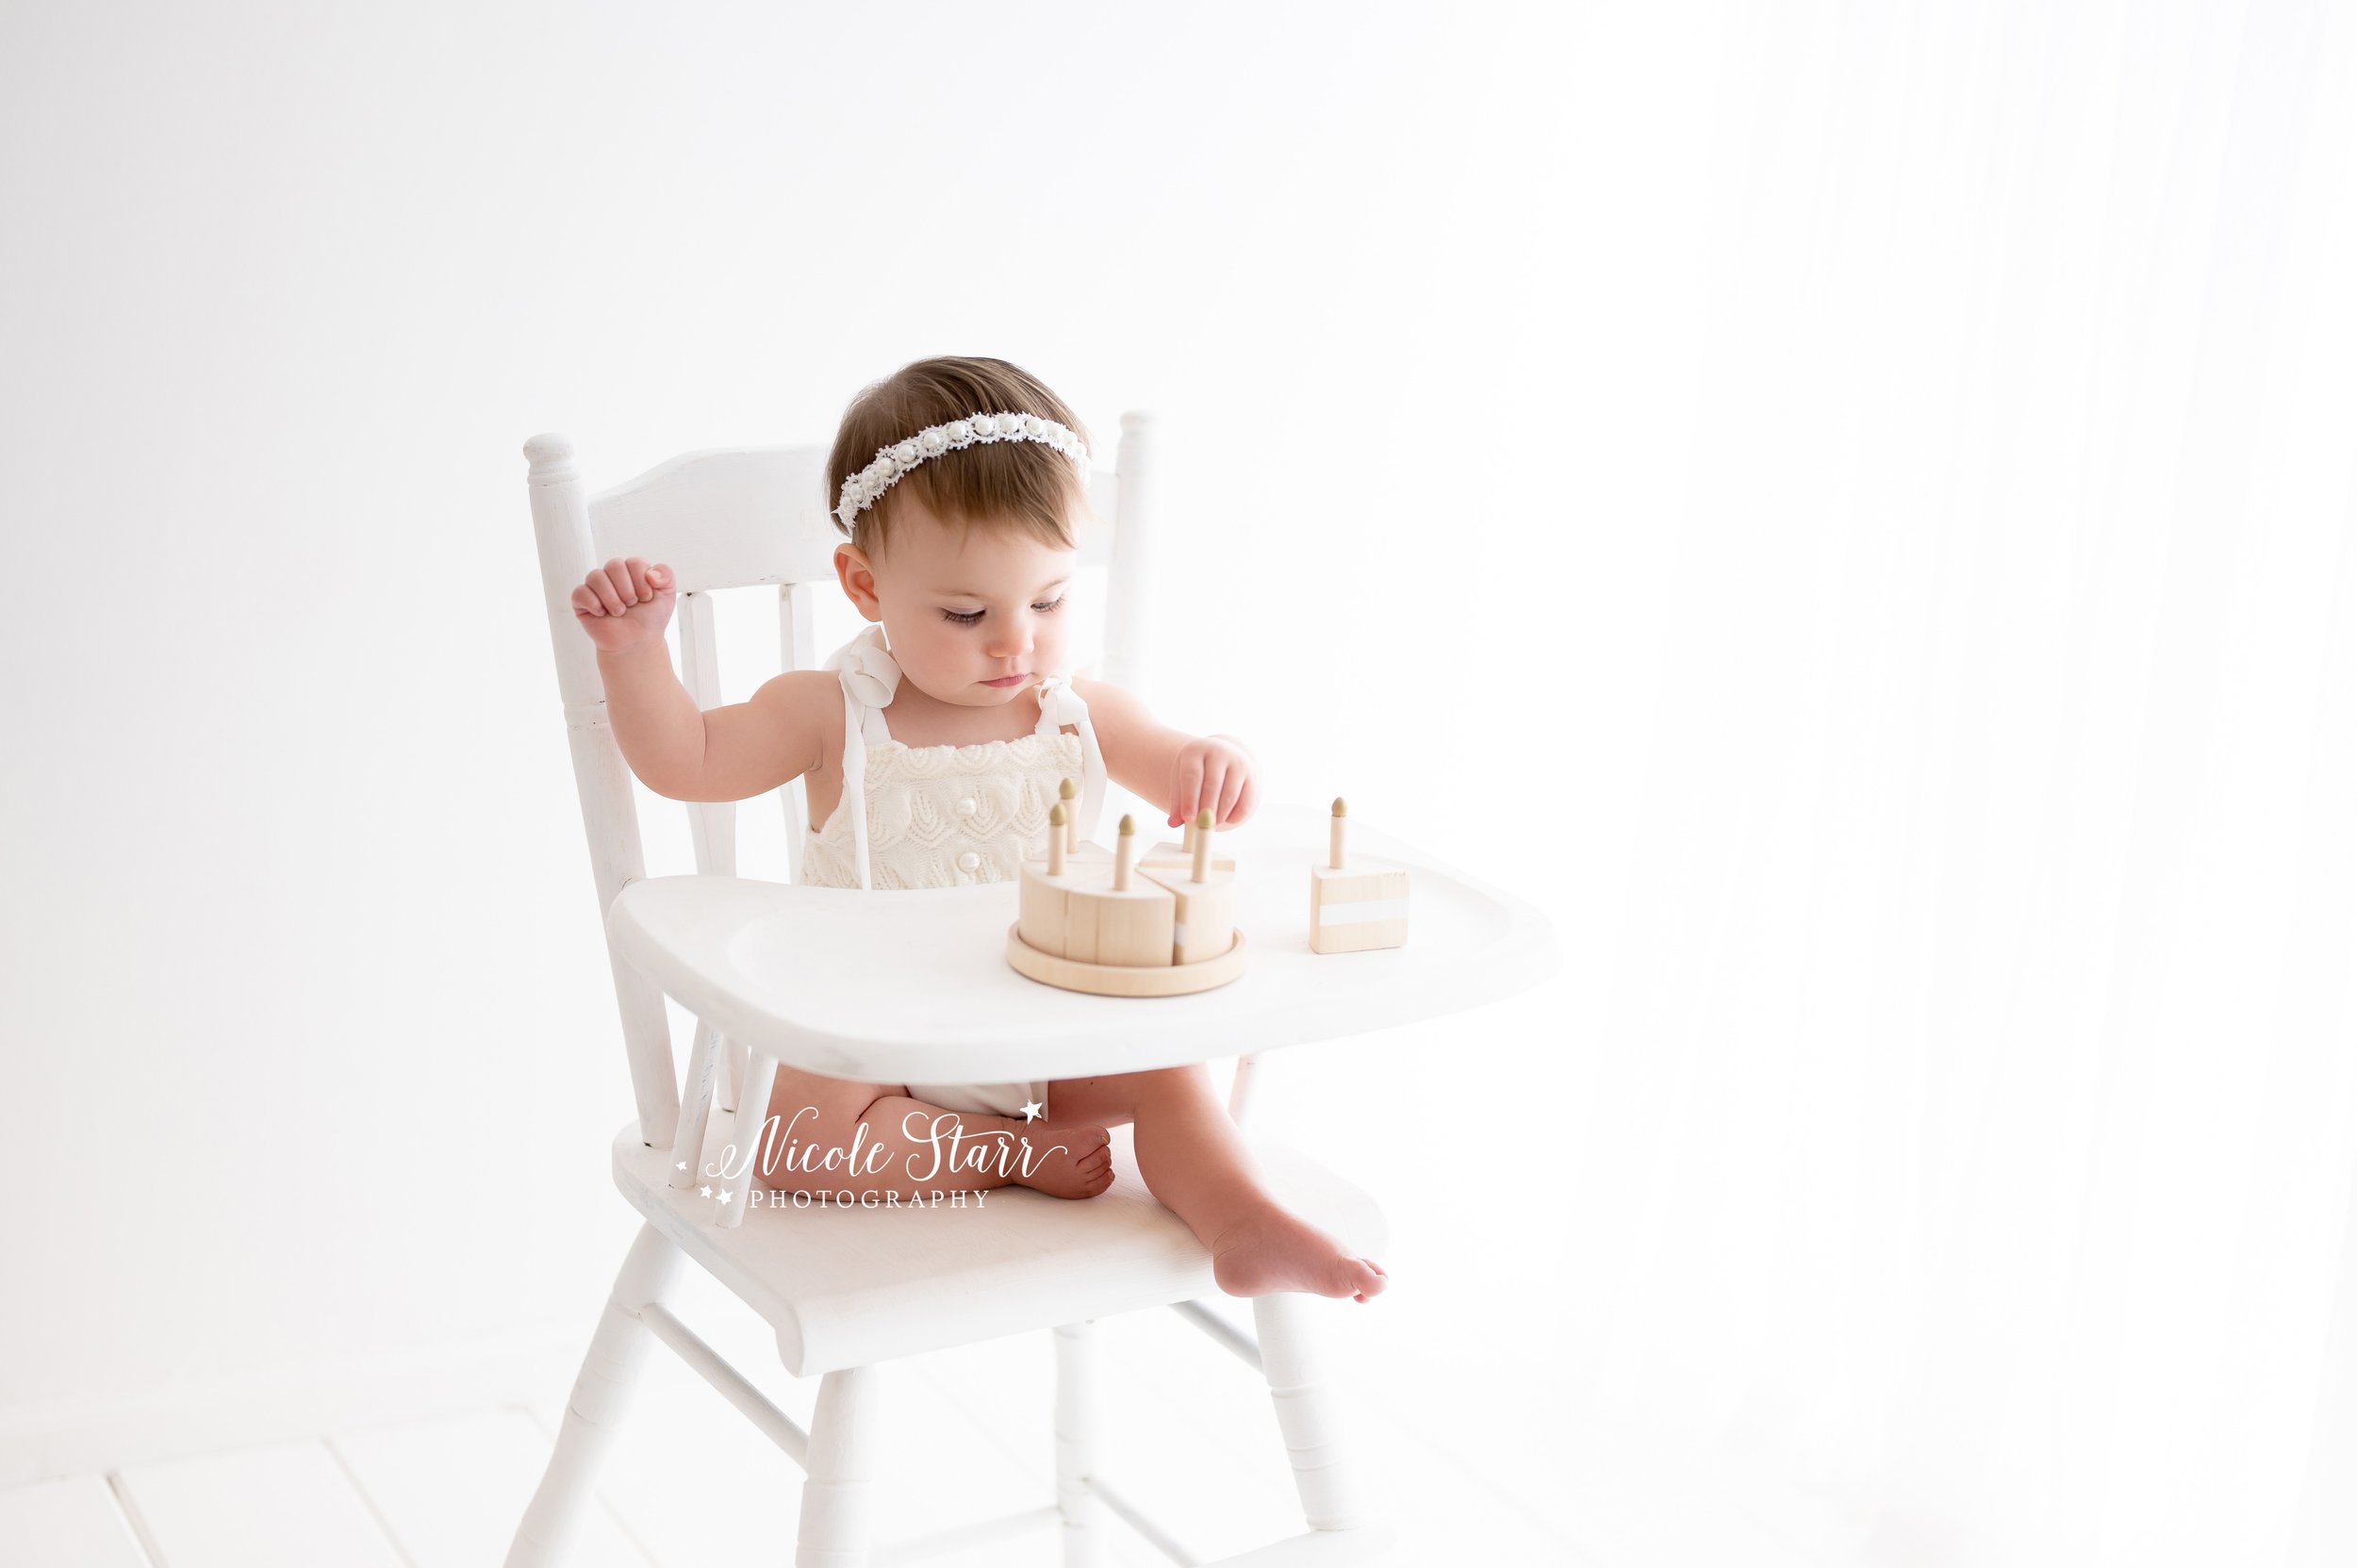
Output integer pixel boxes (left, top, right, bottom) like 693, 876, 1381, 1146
832, 543, 882, 619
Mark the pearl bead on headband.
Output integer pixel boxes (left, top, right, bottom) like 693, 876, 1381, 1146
834, 410, 1092, 536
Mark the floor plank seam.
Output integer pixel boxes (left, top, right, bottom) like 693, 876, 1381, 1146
101, 1470, 168, 1568
321, 1433, 423, 1568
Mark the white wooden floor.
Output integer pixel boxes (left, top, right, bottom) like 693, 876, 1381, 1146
0, 1298, 1540, 1565
0, 1264, 1859, 1567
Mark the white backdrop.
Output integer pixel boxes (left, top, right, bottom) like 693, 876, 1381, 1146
5, 1, 2356, 1563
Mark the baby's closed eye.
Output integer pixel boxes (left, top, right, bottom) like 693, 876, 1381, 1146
940, 596, 1065, 626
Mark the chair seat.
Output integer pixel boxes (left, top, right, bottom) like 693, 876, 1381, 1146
610, 1116, 1391, 1377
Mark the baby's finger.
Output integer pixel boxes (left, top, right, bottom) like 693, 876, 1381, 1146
1229, 774, 1257, 825
1216, 765, 1246, 824
606, 558, 643, 607
1172, 751, 1205, 827
1195, 760, 1228, 826
626, 557, 660, 602
588, 564, 629, 616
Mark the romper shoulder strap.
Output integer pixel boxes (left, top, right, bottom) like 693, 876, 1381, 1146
1034, 674, 1107, 846
819, 626, 904, 890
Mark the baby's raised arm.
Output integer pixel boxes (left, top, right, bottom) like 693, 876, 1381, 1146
1074, 679, 1258, 830
572, 555, 833, 803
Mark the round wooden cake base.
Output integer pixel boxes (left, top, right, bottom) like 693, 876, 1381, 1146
1005, 923, 1249, 997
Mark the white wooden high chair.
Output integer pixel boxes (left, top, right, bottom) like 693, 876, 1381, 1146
510, 417, 1554, 1567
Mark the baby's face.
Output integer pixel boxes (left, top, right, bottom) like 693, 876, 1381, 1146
836, 494, 1078, 708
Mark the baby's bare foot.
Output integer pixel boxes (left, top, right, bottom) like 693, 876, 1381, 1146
1211, 1204, 1389, 1302
1012, 1124, 1113, 1200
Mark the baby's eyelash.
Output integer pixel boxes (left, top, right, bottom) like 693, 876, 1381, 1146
939, 597, 1065, 626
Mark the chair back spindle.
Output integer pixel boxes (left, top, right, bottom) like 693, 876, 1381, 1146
775, 579, 820, 884
1103, 411, 1158, 701
673, 589, 738, 878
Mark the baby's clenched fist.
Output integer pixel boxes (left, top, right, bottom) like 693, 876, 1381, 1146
572, 556, 677, 654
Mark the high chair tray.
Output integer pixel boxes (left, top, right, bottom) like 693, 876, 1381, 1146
605, 801, 1557, 1084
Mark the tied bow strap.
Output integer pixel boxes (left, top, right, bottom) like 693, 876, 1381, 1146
823, 623, 901, 710
820, 625, 902, 891
1034, 673, 1108, 849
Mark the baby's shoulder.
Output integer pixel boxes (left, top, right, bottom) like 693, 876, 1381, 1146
752, 668, 847, 752
756, 666, 844, 712
1067, 675, 1139, 718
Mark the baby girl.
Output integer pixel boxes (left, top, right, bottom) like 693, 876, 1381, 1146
571, 355, 1386, 1304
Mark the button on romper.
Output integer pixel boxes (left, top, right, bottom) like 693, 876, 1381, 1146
799, 623, 1109, 1118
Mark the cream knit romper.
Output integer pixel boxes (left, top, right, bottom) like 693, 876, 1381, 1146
798, 622, 1108, 1118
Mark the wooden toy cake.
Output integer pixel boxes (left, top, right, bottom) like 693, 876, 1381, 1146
1148, 811, 1235, 874
1007, 807, 1247, 996
1309, 797, 1409, 953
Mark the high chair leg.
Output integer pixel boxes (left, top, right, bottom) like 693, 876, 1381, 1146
506, 1222, 683, 1568
797, 1362, 885, 1567
1055, 1320, 1108, 1566
1251, 1294, 1372, 1533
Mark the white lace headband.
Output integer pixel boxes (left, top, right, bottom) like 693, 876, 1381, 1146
834, 410, 1091, 536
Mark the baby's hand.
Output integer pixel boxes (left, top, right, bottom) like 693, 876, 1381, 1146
1168, 735, 1255, 830
571, 556, 677, 654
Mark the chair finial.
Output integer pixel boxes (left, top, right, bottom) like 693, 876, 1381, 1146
524, 433, 579, 486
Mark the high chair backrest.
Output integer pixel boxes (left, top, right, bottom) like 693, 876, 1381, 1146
522, 416, 1162, 1148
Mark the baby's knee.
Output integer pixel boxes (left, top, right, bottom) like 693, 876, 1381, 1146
1135, 1062, 1212, 1095
746, 1077, 886, 1182
764, 1066, 898, 1129
746, 1103, 864, 1192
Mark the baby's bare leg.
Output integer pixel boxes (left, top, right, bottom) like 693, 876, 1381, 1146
748, 1065, 1109, 1202
1047, 1065, 1388, 1301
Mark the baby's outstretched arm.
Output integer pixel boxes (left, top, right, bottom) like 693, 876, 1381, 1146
1072, 679, 1257, 830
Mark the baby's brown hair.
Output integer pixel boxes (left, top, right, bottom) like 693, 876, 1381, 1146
826, 355, 1093, 557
